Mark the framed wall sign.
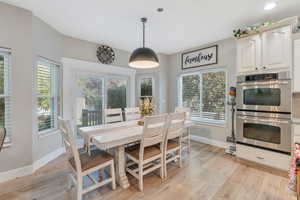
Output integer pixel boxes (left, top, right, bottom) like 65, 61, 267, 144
181, 45, 218, 70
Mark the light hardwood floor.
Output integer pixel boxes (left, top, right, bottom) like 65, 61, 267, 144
0, 142, 296, 200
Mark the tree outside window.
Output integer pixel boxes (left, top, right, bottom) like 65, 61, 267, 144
180, 70, 226, 122
37, 60, 60, 132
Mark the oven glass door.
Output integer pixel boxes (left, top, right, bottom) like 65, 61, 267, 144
244, 88, 281, 106
236, 115, 291, 153
243, 123, 280, 144
237, 80, 291, 113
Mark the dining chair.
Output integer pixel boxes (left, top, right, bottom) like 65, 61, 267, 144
125, 107, 141, 121
125, 114, 168, 191
163, 112, 186, 178
58, 117, 116, 200
105, 108, 123, 124
175, 107, 192, 153
0, 128, 6, 152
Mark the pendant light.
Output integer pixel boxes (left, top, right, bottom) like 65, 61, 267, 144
129, 17, 159, 69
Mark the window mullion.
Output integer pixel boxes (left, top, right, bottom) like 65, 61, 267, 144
199, 73, 203, 120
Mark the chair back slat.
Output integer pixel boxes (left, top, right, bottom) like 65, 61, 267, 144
105, 108, 123, 124
58, 117, 82, 172
166, 112, 186, 140
125, 107, 141, 121
0, 128, 6, 152
141, 114, 168, 148
175, 107, 191, 120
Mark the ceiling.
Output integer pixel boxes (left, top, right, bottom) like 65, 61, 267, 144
1, 0, 300, 54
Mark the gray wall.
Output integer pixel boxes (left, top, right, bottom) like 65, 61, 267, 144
0, 2, 169, 173
0, 2, 34, 172
63, 35, 169, 113
167, 38, 237, 143
32, 16, 64, 161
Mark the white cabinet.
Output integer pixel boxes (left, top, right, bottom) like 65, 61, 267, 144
237, 35, 261, 73
294, 39, 300, 93
262, 26, 292, 70
236, 144, 290, 170
237, 25, 292, 74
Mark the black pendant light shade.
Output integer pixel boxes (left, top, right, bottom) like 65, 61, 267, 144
129, 47, 159, 68
129, 18, 159, 69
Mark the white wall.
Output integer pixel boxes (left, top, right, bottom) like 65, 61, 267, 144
167, 38, 237, 143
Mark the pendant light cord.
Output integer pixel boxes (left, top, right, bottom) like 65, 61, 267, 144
141, 17, 147, 48
143, 20, 145, 48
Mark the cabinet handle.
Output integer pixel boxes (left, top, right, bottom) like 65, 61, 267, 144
256, 156, 264, 160
255, 67, 258, 70
263, 66, 267, 69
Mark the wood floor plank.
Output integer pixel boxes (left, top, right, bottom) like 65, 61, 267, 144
0, 142, 296, 200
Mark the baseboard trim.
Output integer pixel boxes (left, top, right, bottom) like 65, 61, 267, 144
0, 147, 65, 183
191, 135, 227, 149
33, 147, 65, 171
0, 165, 33, 183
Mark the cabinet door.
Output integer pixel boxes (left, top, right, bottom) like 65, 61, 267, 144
294, 39, 300, 92
237, 35, 261, 73
262, 26, 292, 70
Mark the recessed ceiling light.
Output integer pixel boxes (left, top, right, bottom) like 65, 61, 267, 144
264, 2, 277, 10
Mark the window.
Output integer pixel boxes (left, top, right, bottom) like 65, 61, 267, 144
139, 77, 153, 100
107, 78, 127, 109
37, 59, 61, 133
76, 77, 103, 128
0, 50, 11, 143
179, 69, 226, 123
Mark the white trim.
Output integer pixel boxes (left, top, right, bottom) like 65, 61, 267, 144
0, 147, 65, 183
0, 165, 33, 183
177, 67, 228, 124
190, 135, 227, 149
33, 147, 65, 171
62, 57, 136, 121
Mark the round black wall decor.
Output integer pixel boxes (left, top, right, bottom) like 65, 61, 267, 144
96, 45, 115, 64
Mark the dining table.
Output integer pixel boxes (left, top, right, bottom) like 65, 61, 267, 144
79, 119, 194, 189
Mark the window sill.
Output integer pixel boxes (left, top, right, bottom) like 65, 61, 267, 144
190, 118, 227, 128
2, 142, 12, 149
38, 129, 60, 139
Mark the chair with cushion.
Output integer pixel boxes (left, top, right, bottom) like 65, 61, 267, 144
163, 112, 186, 178
124, 107, 141, 121
0, 128, 6, 152
125, 114, 168, 191
105, 108, 123, 124
175, 107, 192, 153
58, 117, 116, 200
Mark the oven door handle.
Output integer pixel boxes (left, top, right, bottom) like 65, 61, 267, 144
238, 80, 289, 86
238, 116, 290, 124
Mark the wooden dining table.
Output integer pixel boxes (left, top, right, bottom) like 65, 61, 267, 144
79, 119, 194, 189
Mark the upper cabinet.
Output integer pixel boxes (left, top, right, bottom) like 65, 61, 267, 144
261, 26, 292, 70
294, 38, 300, 93
237, 25, 292, 74
237, 35, 261, 73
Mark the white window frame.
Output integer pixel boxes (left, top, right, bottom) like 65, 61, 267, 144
36, 57, 62, 135
0, 48, 12, 145
138, 75, 155, 100
178, 68, 227, 124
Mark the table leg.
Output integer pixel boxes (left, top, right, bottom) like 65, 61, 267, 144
115, 145, 130, 189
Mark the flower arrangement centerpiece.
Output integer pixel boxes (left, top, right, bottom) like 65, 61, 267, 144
139, 97, 154, 117
233, 21, 273, 39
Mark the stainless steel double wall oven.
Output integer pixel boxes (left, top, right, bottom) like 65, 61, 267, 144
236, 72, 292, 154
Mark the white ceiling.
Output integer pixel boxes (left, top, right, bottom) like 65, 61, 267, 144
1, 0, 300, 54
